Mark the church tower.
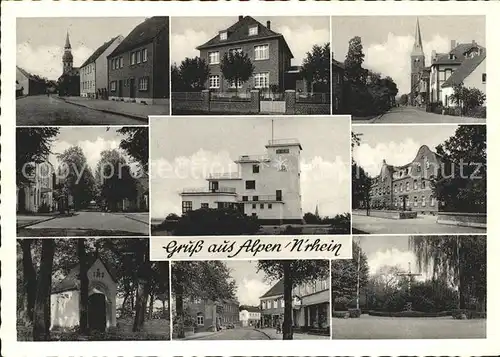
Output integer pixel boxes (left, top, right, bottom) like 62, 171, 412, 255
62, 32, 74, 75
410, 18, 425, 106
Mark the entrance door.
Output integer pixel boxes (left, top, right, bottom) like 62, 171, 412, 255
130, 78, 135, 99
88, 293, 106, 332
18, 187, 26, 213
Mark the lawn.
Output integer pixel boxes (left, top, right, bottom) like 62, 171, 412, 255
17, 318, 171, 341
332, 315, 486, 339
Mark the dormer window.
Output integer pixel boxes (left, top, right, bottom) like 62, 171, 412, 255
249, 26, 258, 36
449, 53, 456, 60
220, 31, 227, 41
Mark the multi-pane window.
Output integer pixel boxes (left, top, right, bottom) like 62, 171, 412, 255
119, 57, 124, 68
253, 164, 260, 173
249, 26, 258, 36
208, 51, 220, 64
197, 315, 204, 325
182, 201, 192, 213
406, 182, 410, 191
413, 180, 418, 190
246, 180, 256, 189
268, 204, 272, 209
139, 77, 149, 91
414, 196, 418, 207
254, 72, 269, 88
422, 196, 426, 207
254, 45, 269, 60
230, 79, 243, 89
142, 48, 148, 62
421, 180, 426, 189
209, 75, 220, 89
201, 203, 209, 209
252, 196, 259, 201
110, 81, 117, 91
136, 50, 142, 63
219, 32, 227, 40
131, 52, 136, 65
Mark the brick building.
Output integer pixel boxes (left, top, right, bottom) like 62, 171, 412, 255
259, 277, 330, 334
107, 17, 170, 105
369, 145, 443, 213
177, 297, 240, 332
197, 16, 306, 93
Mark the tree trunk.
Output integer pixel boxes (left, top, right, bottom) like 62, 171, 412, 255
78, 239, 89, 334
457, 239, 466, 310
20, 239, 37, 324
282, 260, 293, 340
133, 249, 152, 332
148, 291, 155, 320
175, 282, 185, 339
162, 299, 166, 317
121, 291, 130, 316
32, 239, 55, 341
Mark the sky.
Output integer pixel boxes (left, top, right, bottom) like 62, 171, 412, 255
352, 124, 459, 177
332, 16, 485, 95
150, 116, 351, 220
16, 17, 146, 80
357, 236, 430, 282
171, 16, 330, 66
44, 127, 138, 174
225, 260, 269, 306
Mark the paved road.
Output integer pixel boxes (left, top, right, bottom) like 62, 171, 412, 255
17, 211, 149, 236
354, 106, 486, 124
192, 328, 270, 340
332, 315, 486, 339
16, 95, 145, 125
352, 213, 486, 234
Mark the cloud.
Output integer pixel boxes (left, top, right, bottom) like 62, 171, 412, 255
367, 248, 428, 281
276, 25, 330, 66
171, 29, 211, 65
150, 149, 236, 218
354, 138, 422, 177
170, 24, 329, 66
17, 42, 93, 80
363, 33, 450, 94
300, 156, 350, 216
236, 278, 269, 306
49, 137, 126, 174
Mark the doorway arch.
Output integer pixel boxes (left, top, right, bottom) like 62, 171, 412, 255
88, 293, 106, 332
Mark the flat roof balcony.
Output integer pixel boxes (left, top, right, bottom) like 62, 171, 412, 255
207, 172, 241, 180
181, 187, 237, 194
235, 154, 271, 163
266, 138, 302, 149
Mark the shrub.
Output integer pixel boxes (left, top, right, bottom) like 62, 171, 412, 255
452, 309, 486, 319
368, 310, 450, 318
38, 202, 50, 213
332, 311, 350, 319
466, 106, 486, 118
348, 308, 361, 318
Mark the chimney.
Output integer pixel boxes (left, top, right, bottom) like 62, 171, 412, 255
450, 40, 456, 50
239, 15, 244, 21
472, 39, 477, 46
266, 21, 271, 30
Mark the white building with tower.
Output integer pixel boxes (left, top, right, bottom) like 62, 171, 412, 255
180, 138, 303, 224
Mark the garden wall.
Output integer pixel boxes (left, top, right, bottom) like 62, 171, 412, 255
437, 212, 486, 229
353, 209, 417, 220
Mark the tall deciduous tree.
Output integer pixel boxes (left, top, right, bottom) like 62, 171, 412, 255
331, 241, 369, 311
220, 51, 255, 94
173, 57, 210, 91
16, 128, 59, 185
432, 125, 486, 213
117, 127, 149, 172
344, 36, 366, 85
95, 149, 137, 212
351, 132, 371, 211
78, 239, 89, 334
57, 146, 96, 210
172, 261, 236, 338
257, 260, 329, 340
32, 239, 55, 341
300, 43, 331, 93
410, 235, 486, 311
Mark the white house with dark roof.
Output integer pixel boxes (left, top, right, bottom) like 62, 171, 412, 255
180, 138, 303, 224
80, 35, 124, 98
50, 255, 117, 332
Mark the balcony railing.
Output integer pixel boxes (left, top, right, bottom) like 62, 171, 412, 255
207, 172, 241, 179
239, 195, 283, 202
236, 154, 271, 162
182, 187, 237, 194
267, 138, 300, 146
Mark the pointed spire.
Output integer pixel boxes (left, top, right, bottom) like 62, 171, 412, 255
65, 31, 71, 49
411, 18, 424, 57
315, 203, 319, 217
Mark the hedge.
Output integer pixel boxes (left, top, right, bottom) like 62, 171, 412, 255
368, 310, 451, 318
452, 309, 487, 319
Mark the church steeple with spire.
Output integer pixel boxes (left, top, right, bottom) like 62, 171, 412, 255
62, 31, 74, 75
410, 18, 425, 106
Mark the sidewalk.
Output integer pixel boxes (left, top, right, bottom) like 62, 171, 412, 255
178, 330, 221, 340
17, 213, 61, 229
59, 96, 169, 121
109, 212, 149, 225
255, 328, 329, 340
